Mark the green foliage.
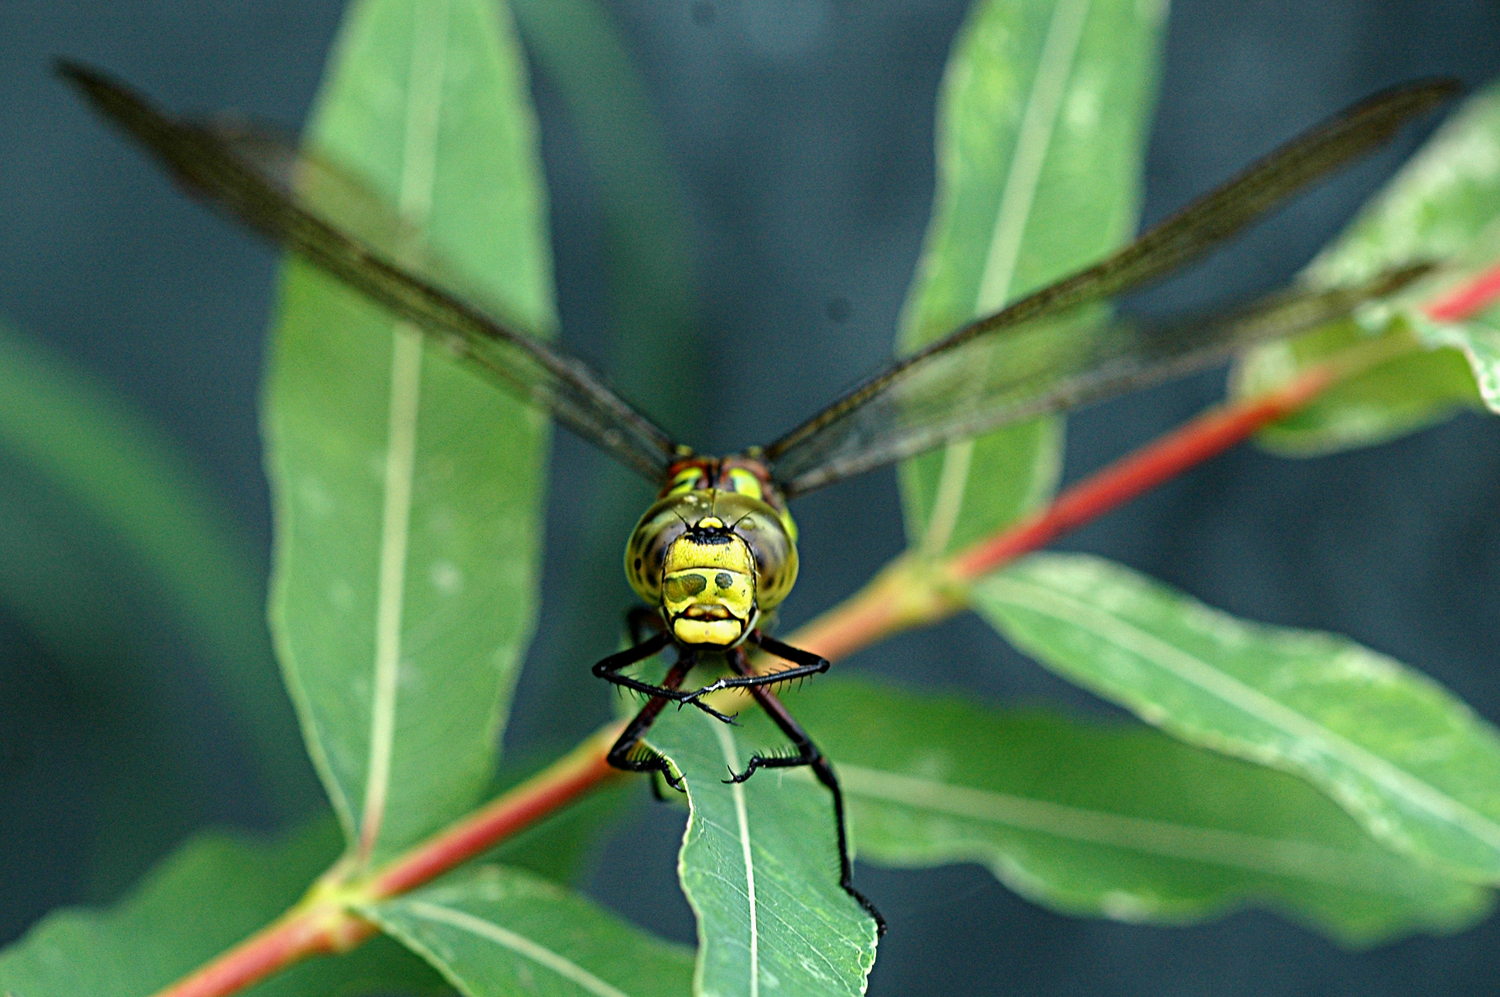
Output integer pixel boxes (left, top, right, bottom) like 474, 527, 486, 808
976, 554, 1500, 882
0, 820, 447, 997
1235, 78, 1500, 453
365, 865, 695, 997
646, 709, 880, 997
898, 0, 1163, 556
795, 678, 1491, 946
10, 0, 1500, 994
263, 0, 555, 864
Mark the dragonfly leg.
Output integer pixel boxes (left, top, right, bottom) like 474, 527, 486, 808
625, 605, 665, 645
722, 648, 886, 936
592, 632, 736, 723
605, 651, 699, 794
679, 631, 830, 704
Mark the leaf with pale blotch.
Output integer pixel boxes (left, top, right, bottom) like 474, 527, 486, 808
264, 0, 554, 865
898, 0, 1164, 557
787, 678, 1490, 946
1235, 77, 1500, 454
0, 819, 446, 997
644, 708, 879, 997
364, 865, 693, 997
975, 554, 1500, 884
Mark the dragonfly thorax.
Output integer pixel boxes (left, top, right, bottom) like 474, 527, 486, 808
625, 460, 799, 647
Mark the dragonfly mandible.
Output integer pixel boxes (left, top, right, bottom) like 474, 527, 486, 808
58, 61, 1455, 934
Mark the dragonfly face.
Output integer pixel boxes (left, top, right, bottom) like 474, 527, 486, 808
625, 456, 799, 647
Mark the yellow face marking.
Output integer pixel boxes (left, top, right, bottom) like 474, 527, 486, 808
660, 532, 757, 646
663, 532, 753, 575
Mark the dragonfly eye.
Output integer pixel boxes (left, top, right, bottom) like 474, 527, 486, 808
623, 489, 799, 615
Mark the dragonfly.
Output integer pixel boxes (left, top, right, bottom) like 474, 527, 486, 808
59, 60, 1455, 934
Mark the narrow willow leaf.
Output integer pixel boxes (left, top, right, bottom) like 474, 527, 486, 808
364, 865, 694, 997
0, 819, 446, 997
789, 678, 1490, 946
264, 0, 554, 864
646, 709, 879, 997
1235, 77, 1500, 454
975, 554, 1500, 883
898, 0, 1164, 557
0, 322, 315, 817
507, 0, 704, 757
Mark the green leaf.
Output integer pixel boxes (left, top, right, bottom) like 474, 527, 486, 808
790, 678, 1490, 946
264, 0, 554, 864
897, 0, 1164, 557
507, 0, 704, 759
974, 554, 1500, 884
1235, 77, 1500, 454
0, 322, 316, 819
645, 709, 879, 997
364, 865, 694, 997
1233, 318, 1481, 455
0, 818, 447, 997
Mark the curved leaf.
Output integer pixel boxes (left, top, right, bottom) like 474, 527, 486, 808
264, 0, 554, 865
646, 709, 879, 997
1235, 76, 1500, 454
0, 819, 445, 997
791, 678, 1490, 946
365, 865, 693, 997
898, 0, 1164, 557
975, 554, 1500, 883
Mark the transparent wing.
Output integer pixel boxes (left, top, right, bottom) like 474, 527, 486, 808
765, 80, 1457, 496
59, 61, 679, 482
769, 266, 1432, 494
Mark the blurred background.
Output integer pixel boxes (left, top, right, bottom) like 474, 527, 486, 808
3, 0, 1500, 994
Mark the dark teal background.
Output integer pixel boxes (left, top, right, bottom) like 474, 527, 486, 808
3, 1, 1500, 994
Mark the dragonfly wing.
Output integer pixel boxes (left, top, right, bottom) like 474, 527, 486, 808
769, 264, 1431, 494
765, 80, 1457, 496
59, 61, 679, 482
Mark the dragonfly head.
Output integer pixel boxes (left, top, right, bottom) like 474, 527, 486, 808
625, 487, 799, 647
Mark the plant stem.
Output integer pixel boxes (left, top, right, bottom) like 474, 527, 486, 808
147, 912, 350, 997
782, 362, 1337, 660
368, 726, 623, 898
148, 728, 624, 997
788, 323, 1433, 660
1425, 259, 1500, 321
146, 261, 1500, 997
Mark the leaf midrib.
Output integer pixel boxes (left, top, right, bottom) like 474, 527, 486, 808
392, 900, 637, 997
358, 0, 453, 860
710, 721, 760, 997
984, 573, 1500, 856
838, 763, 1435, 895
921, 0, 1095, 556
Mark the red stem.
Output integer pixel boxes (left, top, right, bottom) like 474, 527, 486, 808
150, 916, 347, 997
369, 729, 621, 898
1425, 260, 1500, 322
149, 729, 623, 997
148, 261, 1500, 997
948, 364, 1336, 580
